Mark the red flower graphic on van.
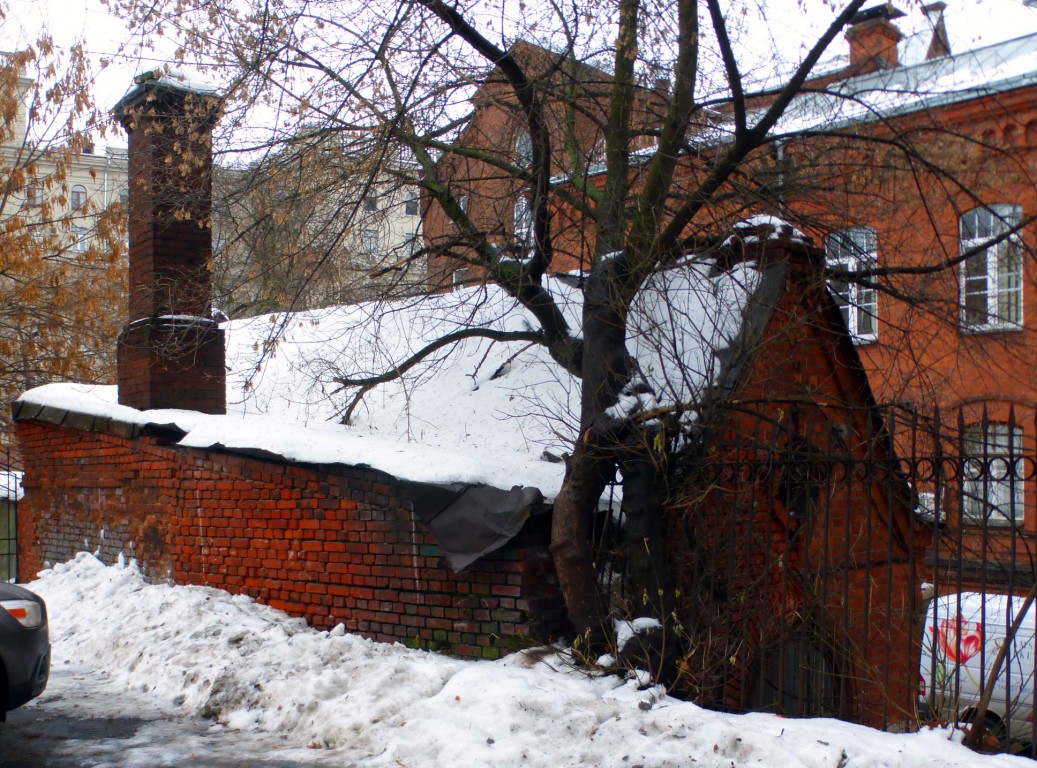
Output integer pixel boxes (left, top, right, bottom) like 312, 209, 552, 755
934, 615, 984, 664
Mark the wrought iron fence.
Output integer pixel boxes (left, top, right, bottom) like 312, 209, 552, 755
595, 403, 1037, 755
0, 449, 19, 583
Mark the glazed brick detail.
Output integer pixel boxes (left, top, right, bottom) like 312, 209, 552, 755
15, 420, 567, 659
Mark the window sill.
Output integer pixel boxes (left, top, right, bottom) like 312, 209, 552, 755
963, 519, 1025, 530
960, 322, 1024, 335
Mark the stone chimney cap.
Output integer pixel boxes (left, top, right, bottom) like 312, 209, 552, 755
849, 3, 906, 26
113, 69, 219, 118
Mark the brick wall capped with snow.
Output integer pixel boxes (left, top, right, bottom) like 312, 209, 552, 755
14, 417, 566, 659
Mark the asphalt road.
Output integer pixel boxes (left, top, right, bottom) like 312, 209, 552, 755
0, 667, 337, 768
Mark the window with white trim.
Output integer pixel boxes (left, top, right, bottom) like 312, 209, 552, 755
514, 194, 533, 247
515, 129, 532, 167
361, 228, 378, 254
960, 205, 1023, 331
404, 191, 419, 217
825, 226, 878, 343
963, 422, 1024, 526
452, 268, 470, 289
70, 184, 87, 211
71, 227, 89, 253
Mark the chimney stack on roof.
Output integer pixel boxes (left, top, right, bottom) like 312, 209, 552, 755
845, 3, 906, 74
923, 2, 951, 60
112, 72, 226, 415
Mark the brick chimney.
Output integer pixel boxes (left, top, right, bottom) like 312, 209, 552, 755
923, 2, 951, 61
845, 4, 905, 74
113, 72, 226, 414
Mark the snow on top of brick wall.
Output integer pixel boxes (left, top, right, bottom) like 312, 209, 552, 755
19, 259, 768, 499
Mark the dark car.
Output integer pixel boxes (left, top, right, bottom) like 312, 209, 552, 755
0, 583, 49, 719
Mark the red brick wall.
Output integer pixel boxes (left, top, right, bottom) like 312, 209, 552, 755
15, 419, 566, 659
667, 248, 924, 727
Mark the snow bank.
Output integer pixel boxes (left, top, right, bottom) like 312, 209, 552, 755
29, 554, 1028, 767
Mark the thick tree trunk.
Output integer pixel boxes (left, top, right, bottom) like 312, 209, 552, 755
550, 444, 615, 651
618, 453, 671, 613
550, 261, 638, 651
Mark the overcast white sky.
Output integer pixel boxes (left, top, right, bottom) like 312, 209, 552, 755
5, 0, 1037, 149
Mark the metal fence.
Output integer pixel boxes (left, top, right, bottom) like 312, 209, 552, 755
1, 450, 19, 583
595, 404, 1037, 755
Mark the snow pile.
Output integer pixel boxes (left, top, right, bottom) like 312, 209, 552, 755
629, 259, 759, 418
29, 554, 1028, 767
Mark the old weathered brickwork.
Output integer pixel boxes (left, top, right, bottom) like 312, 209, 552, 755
15, 419, 566, 659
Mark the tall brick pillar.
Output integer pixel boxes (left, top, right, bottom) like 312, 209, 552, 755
113, 72, 226, 414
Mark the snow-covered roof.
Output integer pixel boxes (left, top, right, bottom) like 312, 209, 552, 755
18, 255, 783, 505
773, 30, 1037, 134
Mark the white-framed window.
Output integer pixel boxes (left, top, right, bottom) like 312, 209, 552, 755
71, 227, 89, 253
25, 183, 42, 208
361, 228, 378, 254
964, 422, 1024, 527
363, 195, 378, 212
405, 191, 419, 217
960, 204, 1023, 331
825, 226, 878, 343
515, 129, 533, 167
514, 193, 534, 247
70, 184, 88, 211
452, 267, 470, 289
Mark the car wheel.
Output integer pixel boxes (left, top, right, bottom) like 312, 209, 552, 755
964, 710, 1007, 750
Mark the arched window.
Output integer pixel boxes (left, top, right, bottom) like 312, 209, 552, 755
960, 204, 1023, 330
70, 184, 88, 211
963, 421, 1024, 526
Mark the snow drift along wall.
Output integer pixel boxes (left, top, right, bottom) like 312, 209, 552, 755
13, 415, 566, 659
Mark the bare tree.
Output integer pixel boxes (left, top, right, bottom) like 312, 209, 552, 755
212, 131, 425, 317
108, 0, 1037, 655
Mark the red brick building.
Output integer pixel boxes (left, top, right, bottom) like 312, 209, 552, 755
422, 40, 665, 287
650, 222, 923, 726
775, 7, 1037, 588
422, 6, 1037, 588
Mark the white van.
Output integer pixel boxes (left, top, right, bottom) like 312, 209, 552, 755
920, 592, 1037, 741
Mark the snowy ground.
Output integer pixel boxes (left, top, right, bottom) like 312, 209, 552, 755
19, 553, 1030, 768
5, 666, 335, 767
